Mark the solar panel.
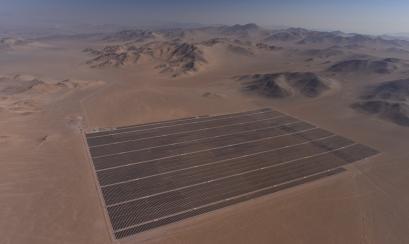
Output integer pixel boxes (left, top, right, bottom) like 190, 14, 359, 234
84, 108, 379, 240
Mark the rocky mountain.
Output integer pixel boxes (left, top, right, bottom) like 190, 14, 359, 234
0, 76, 45, 95
0, 75, 103, 96
200, 38, 249, 47
225, 44, 255, 56
217, 23, 262, 37
352, 101, 409, 126
302, 47, 345, 59
265, 28, 409, 48
98, 24, 267, 44
84, 40, 207, 76
157, 28, 186, 40
103, 29, 156, 42
83, 25, 409, 78
0, 37, 50, 50
352, 79, 409, 126
177, 23, 268, 41
199, 38, 280, 55
0, 74, 104, 114
384, 47, 409, 55
0, 37, 30, 49
200, 38, 255, 56
255, 43, 282, 51
237, 72, 333, 98
360, 79, 409, 102
95, 25, 409, 49
265, 28, 310, 42
327, 58, 403, 74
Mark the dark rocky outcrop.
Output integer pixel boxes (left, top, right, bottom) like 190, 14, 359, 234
238, 72, 332, 98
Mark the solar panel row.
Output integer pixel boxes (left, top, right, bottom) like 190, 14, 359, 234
107, 143, 375, 231
113, 167, 346, 239
87, 108, 276, 140
101, 136, 352, 205
92, 123, 318, 170
84, 108, 379, 240
90, 115, 297, 156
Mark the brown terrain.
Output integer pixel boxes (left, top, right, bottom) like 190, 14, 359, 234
1, 24, 409, 244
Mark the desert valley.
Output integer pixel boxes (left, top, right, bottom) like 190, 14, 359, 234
1, 23, 409, 244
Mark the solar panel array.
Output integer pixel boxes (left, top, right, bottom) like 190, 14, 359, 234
84, 108, 379, 239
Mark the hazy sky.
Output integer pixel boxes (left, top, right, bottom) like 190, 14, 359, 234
1, 0, 409, 34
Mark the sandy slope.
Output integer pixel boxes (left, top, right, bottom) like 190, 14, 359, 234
0, 28, 409, 244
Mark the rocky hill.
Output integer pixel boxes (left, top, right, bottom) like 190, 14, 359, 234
352, 79, 409, 126
237, 72, 333, 98
352, 101, 409, 126
302, 47, 345, 59
0, 37, 31, 50
361, 79, 409, 101
265, 28, 409, 48
84, 40, 207, 76
0, 74, 104, 114
216, 23, 262, 37
103, 29, 156, 42
327, 58, 402, 74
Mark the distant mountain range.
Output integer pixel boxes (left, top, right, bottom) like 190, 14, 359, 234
80, 23, 409, 79
99, 24, 409, 46
78, 23, 409, 127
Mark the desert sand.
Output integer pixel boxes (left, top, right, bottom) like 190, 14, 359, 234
1, 25, 409, 244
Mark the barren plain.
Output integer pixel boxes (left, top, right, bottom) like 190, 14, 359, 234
1, 24, 409, 244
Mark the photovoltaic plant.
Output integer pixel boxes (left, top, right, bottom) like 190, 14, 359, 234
84, 108, 379, 239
